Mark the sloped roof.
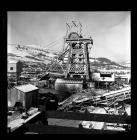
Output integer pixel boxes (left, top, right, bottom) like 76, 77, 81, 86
14, 84, 38, 93
8, 60, 19, 64
55, 78, 83, 84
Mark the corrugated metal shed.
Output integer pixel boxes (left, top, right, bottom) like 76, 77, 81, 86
14, 84, 38, 93
8, 84, 39, 109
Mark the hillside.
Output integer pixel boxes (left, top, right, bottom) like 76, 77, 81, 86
8, 44, 57, 63
89, 57, 128, 69
8, 44, 129, 69
119, 60, 131, 68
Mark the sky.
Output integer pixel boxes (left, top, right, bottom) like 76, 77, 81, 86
8, 11, 131, 62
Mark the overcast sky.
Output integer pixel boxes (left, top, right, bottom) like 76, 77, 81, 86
8, 11, 131, 62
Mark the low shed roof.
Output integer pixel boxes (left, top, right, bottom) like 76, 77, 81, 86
8, 60, 19, 64
14, 84, 39, 93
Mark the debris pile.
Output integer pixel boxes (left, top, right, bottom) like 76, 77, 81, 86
78, 106, 131, 131
57, 86, 131, 113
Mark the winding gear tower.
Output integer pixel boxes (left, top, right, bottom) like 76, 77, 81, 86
64, 21, 93, 81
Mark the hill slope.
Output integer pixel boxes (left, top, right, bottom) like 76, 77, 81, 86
8, 44, 129, 69
8, 44, 57, 63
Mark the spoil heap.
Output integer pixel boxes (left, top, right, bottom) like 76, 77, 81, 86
57, 84, 131, 113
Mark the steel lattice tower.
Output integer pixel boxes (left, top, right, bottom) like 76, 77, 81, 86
64, 21, 93, 80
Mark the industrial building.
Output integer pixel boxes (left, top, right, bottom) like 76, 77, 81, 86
92, 72, 115, 82
115, 74, 131, 84
7, 60, 23, 85
8, 84, 39, 109
91, 72, 115, 88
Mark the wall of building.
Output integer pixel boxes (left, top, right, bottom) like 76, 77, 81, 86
92, 72, 115, 82
16, 61, 23, 74
55, 78, 83, 101
25, 90, 39, 109
8, 63, 17, 73
8, 88, 25, 107
8, 61, 22, 74
8, 88, 39, 109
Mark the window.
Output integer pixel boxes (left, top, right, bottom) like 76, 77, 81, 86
10, 67, 13, 70
79, 58, 82, 61
100, 73, 111, 77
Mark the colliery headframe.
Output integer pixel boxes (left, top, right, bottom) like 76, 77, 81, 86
7, 21, 131, 134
